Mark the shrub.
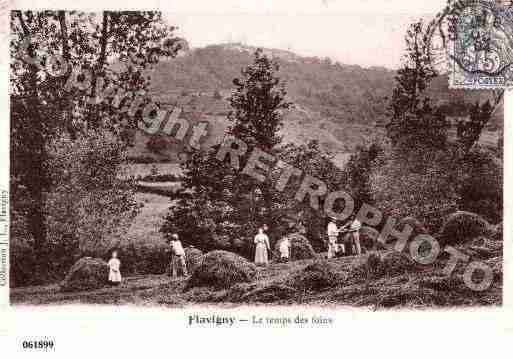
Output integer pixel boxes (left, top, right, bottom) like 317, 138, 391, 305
60, 257, 109, 292
273, 233, 316, 261
185, 250, 257, 290
439, 211, 492, 246
119, 242, 170, 276
184, 246, 203, 273
289, 261, 340, 291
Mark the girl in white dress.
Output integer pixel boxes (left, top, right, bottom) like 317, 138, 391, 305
108, 250, 122, 285
254, 228, 270, 265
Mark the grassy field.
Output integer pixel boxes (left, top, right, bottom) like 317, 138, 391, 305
119, 163, 183, 179
125, 192, 173, 247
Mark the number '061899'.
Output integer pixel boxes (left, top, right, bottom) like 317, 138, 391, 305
22, 340, 55, 350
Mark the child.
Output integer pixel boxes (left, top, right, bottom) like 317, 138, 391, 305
108, 250, 122, 286
169, 234, 188, 277
279, 237, 291, 263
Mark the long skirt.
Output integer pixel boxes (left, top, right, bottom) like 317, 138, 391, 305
255, 243, 268, 265
170, 254, 188, 277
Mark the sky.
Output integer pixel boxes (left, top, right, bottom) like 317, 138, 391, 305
164, 0, 447, 69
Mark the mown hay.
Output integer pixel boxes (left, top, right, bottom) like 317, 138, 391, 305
60, 257, 109, 292
350, 251, 416, 281
240, 284, 298, 303
273, 233, 316, 261
439, 211, 491, 246
184, 246, 203, 273
289, 261, 340, 291
185, 250, 257, 290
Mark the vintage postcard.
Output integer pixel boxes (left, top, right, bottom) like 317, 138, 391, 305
0, 0, 511, 356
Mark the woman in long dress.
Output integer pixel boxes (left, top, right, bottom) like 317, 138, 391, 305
254, 228, 270, 265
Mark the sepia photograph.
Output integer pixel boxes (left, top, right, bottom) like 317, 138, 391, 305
6, 0, 506, 310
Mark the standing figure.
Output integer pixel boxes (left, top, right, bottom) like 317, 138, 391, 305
327, 218, 343, 258
108, 250, 122, 286
169, 233, 188, 277
343, 217, 362, 255
254, 227, 270, 265
279, 237, 291, 263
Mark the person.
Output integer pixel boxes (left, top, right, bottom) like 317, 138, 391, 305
108, 250, 122, 286
279, 237, 291, 263
343, 216, 362, 255
327, 218, 343, 258
254, 227, 270, 265
169, 233, 188, 277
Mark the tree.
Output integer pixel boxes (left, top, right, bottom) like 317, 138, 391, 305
162, 51, 348, 256
344, 142, 384, 210
373, 20, 457, 231
161, 50, 290, 255
457, 100, 493, 153
386, 20, 448, 150
10, 11, 180, 274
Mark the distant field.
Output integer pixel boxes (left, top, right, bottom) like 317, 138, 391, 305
125, 192, 173, 246
119, 163, 183, 179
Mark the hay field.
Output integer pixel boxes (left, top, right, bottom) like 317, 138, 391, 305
10, 250, 501, 308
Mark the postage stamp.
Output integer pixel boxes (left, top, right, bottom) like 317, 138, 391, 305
449, 0, 513, 88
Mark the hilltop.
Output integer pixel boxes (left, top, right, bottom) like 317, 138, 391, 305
126, 43, 502, 165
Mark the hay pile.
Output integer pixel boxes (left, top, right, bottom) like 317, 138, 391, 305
288, 261, 340, 291
350, 251, 416, 281
184, 246, 203, 273
439, 211, 491, 246
60, 257, 109, 292
273, 233, 316, 261
185, 250, 257, 290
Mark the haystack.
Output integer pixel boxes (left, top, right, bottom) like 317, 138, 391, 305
273, 233, 316, 261
439, 211, 491, 246
289, 261, 340, 291
184, 246, 203, 273
60, 257, 109, 292
185, 250, 257, 290
351, 251, 416, 280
